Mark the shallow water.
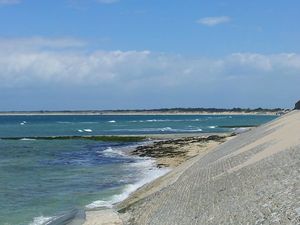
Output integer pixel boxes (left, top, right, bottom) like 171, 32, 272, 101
0, 114, 277, 225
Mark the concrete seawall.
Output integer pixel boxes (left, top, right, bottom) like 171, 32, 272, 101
118, 111, 300, 224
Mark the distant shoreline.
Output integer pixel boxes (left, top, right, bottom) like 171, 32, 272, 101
0, 108, 288, 116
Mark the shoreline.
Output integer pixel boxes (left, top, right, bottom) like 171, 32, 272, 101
2, 131, 245, 225
130, 134, 233, 168
113, 111, 299, 225
80, 111, 300, 224
0, 111, 283, 116
81, 132, 236, 225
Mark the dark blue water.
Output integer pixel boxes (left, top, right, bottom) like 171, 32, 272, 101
0, 114, 277, 225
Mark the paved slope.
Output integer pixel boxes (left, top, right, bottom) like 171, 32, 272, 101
121, 111, 300, 225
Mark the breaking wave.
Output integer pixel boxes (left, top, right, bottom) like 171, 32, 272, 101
86, 158, 170, 209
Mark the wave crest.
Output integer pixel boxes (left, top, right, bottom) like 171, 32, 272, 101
86, 158, 170, 209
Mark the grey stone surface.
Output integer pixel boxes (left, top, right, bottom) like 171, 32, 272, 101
121, 114, 300, 225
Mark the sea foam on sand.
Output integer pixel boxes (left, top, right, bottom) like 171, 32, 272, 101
86, 157, 170, 209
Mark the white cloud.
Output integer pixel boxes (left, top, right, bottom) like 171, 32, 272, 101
197, 16, 231, 26
0, 37, 299, 89
224, 53, 300, 74
0, 37, 299, 109
0, 0, 20, 5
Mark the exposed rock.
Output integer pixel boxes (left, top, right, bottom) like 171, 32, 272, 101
295, 100, 300, 110
131, 135, 228, 163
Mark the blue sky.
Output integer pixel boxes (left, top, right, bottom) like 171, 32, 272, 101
0, 0, 299, 110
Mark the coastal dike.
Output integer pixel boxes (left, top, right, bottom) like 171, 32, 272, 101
86, 111, 300, 225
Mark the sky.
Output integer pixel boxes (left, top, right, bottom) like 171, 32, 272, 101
0, 0, 299, 110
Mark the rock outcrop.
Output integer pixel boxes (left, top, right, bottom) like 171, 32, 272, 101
295, 100, 300, 110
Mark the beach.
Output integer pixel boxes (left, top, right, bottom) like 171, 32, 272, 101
1, 1, 298, 224
82, 110, 300, 225
81, 133, 234, 225
0, 113, 284, 224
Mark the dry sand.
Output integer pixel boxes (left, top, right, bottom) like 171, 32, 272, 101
83, 210, 122, 225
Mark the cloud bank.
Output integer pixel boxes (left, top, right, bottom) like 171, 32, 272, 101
197, 16, 231, 26
0, 37, 299, 109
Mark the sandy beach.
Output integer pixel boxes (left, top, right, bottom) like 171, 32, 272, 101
82, 110, 300, 225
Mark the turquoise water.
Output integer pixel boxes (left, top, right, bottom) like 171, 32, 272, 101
0, 114, 277, 137
0, 114, 277, 225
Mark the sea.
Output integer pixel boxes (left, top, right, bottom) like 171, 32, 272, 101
0, 114, 277, 225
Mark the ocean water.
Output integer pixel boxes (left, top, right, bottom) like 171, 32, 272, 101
0, 114, 277, 225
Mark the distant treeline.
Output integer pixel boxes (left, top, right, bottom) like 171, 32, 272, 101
0, 107, 286, 114
8, 107, 285, 113
104, 107, 285, 113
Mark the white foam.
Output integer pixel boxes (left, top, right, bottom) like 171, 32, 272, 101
102, 141, 153, 157
77, 129, 83, 133
20, 122, 26, 125
86, 158, 170, 210
233, 127, 250, 134
29, 216, 54, 225
160, 127, 172, 131
21, 138, 36, 141
111, 128, 164, 132
102, 147, 126, 157
162, 127, 202, 132
108, 120, 116, 123
131, 119, 172, 122
79, 122, 98, 124
130, 119, 203, 123
111, 127, 204, 133
146, 119, 158, 122
194, 128, 203, 131
185, 128, 202, 132
86, 200, 114, 209
83, 129, 93, 132
208, 126, 216, 129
